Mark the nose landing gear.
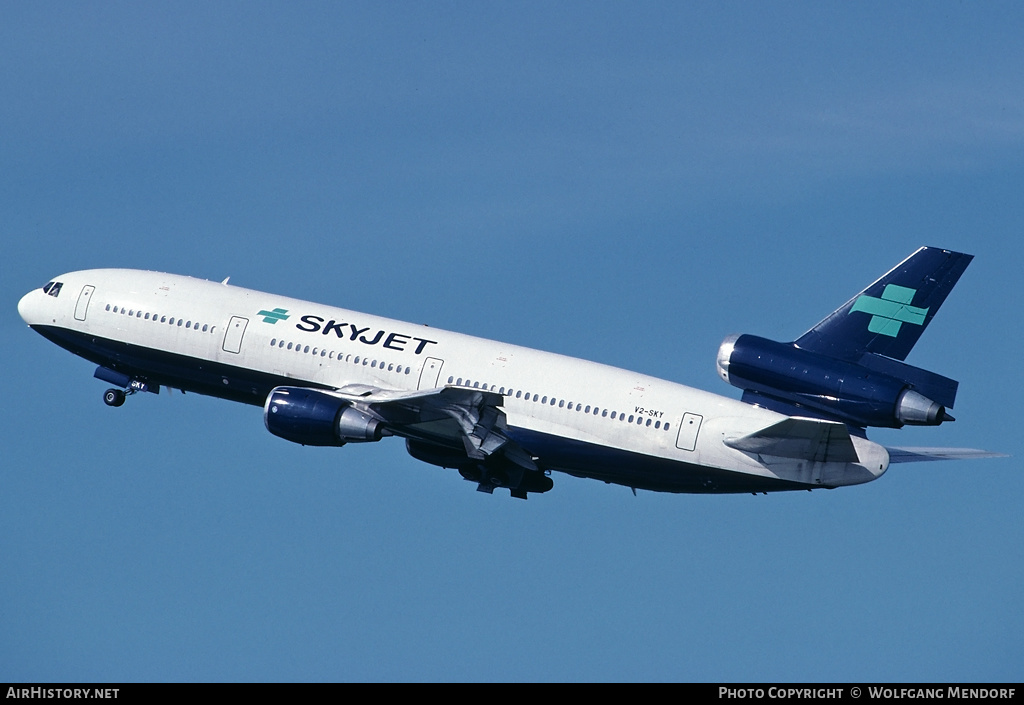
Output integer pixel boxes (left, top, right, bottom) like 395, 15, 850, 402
95, 367, 153, 407
103, 388, 126, 407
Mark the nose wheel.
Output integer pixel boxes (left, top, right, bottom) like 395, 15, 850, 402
103, 389, 127, 407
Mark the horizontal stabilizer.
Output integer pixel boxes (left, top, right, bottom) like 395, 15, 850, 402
724, 418, 860, 463
886, 447, 1008, 464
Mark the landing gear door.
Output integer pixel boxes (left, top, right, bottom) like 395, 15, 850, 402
223, 316, 248, 354
675, 412, 703, 451
74, 285, 95, 321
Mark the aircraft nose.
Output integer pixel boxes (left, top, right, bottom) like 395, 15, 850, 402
18, 289, 39, 325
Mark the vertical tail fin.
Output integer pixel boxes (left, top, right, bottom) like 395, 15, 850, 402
795, 246, 973, 362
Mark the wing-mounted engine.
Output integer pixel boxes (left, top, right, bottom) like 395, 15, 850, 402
717, 334, 956, 428
264, 386, 390, 446
716, 246, 972, 430
263, 383, 551, 498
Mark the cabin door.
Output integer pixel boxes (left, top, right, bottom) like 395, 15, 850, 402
417, 357, 444, 390
222, 316, 249, 354
74, 285, 95, 321
675, 412, 703, 451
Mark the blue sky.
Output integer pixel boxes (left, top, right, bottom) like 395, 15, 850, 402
2, 2, 1021, 682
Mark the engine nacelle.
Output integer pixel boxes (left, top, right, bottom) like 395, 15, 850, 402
264, 386, 387, 446
717, 334, 954, 429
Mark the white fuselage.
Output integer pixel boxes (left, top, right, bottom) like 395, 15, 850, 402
18, 269, 889, 495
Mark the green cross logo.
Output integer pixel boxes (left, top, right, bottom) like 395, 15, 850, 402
850, 284, 928, 337
258, 308, 290, 324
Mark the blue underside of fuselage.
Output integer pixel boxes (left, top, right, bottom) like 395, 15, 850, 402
32, 324, 811, 495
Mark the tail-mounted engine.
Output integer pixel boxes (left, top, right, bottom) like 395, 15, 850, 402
717, 334, 958, 429
264, 386, 388, 446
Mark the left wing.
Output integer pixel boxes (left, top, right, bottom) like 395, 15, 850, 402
332, 384, 545, 496
333, 383, 537, 470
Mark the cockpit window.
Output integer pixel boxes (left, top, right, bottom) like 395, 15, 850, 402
42, 281, 63, 297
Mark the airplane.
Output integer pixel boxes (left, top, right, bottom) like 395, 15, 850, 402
17, 246, 1000, 499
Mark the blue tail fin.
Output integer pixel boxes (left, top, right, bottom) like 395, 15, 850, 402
795, 246, 973, 362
